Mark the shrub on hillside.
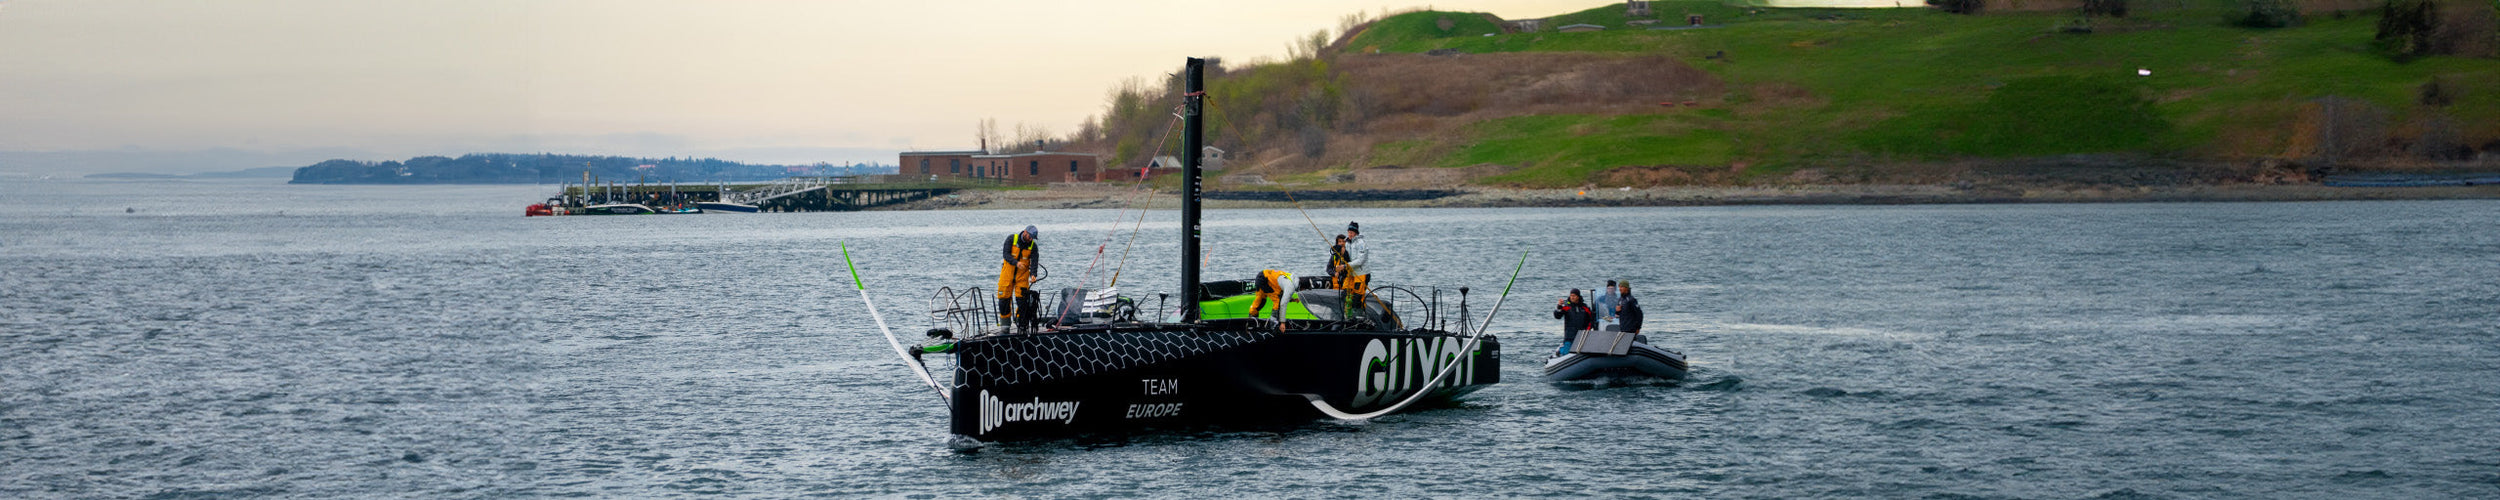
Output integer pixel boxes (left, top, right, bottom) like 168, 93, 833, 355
2405, 114, 2475, 160
2376, 0, 2499, 60
2082, 0, 2130, 17
2288, 96, 2390, 165
1298, 126, 1330, 158
2418, 76, 2457, 106
1931, 0, 1985, 14
2238, 0, 2303, 27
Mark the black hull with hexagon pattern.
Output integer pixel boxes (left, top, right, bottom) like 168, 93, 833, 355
940, 322, 1499, 441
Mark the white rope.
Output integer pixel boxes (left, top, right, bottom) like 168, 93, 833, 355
1305, 251, 1526, 420
841, 242, 950, 408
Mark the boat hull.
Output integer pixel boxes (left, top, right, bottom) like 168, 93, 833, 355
1541, 341, 1687, 382
696, 202, 760, 213
577, 204, 657, 215
945, 326, 1499, 441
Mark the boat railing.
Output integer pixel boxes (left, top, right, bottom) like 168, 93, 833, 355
1369, 283, 1472, 335
927, 280, 1474, 335
926, 286, 994, 337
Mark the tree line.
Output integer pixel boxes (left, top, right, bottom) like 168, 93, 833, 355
287, 153, 887, 184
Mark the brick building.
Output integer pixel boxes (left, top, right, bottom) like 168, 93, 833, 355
900, 149, 1102, 184
900, 150, 984, 179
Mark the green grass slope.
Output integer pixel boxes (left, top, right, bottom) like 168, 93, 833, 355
1333, 2, 2500, 187
1342, 11, 1507, 52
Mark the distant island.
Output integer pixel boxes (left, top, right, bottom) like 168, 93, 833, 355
286, 153, 892, 184
87, 166, 299, 180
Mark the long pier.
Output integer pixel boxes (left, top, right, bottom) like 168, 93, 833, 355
553, 175, 994, 212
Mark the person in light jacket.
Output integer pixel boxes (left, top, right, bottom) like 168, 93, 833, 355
1341, 222, 1371, 307
1593, 279, 1619, 330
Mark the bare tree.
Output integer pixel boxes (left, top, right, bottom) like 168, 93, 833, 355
1286, 30, 1329, 61
1074, 115, 1103, 144
1337, 12, 1374, 44
977, 118, 1002, 153
1011, 122, 1055, 153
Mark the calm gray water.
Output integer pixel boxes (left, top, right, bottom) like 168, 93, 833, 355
3, 179, 2495, 498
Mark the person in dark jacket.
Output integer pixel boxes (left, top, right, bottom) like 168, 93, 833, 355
1325, 235, 1350, 289
1615, 281, 1643, 335
1553, 289, 1594, 354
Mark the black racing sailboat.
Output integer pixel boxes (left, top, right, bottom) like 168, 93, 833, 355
873, 58, 1510, 443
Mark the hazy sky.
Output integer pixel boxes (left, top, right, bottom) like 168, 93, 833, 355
0, 0, 1595, 168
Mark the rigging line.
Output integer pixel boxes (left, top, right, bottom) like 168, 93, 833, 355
1108, 187, 1153, 288
840, 242, 951, 408
1280, 188, 1329, 242
1078, 107, 1185, 289
1305, 250, 1527, 421
1061, 175, 1163, 322
1106, 101, 1194, 288
1077, 167, 1162, 289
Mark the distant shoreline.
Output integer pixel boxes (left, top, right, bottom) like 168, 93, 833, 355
881, 184, 2500, 210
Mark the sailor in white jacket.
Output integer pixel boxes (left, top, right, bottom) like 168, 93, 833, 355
1343, 222, 1371, 302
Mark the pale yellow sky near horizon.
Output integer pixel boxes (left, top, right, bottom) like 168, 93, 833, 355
0, 0, 1599, 164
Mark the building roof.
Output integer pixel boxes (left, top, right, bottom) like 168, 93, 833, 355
899, 150, 986, 156
1556, 24, 1606, 30
971, 151, 1100, 159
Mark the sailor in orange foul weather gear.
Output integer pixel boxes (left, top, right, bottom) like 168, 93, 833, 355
997, 226, 1039, 331
1248, 269, 1295, 329
1326, 235, 1350, 291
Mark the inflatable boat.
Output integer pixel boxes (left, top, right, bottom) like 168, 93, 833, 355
1541, 328, 1686, 382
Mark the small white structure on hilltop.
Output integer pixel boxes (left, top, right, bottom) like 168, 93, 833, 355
1754, 0, 1919, 7
1201, 146, 1226, 170
1148, 147, 1228, 170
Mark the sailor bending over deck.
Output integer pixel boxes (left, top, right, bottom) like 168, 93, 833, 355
1248, 269, 1296, 331
997, 226, 1040, 332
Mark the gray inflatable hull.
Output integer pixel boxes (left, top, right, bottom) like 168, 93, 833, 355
1541, 342, 1688, 381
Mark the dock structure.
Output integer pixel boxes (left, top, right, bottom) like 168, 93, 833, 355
556, 175, 987, 212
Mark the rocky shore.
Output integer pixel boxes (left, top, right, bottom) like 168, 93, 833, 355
877, 183, 2500, 211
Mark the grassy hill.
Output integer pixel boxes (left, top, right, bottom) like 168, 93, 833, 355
1075, 1, 2500, 188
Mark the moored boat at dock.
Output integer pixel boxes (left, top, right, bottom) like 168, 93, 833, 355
577, 203, 657, 215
